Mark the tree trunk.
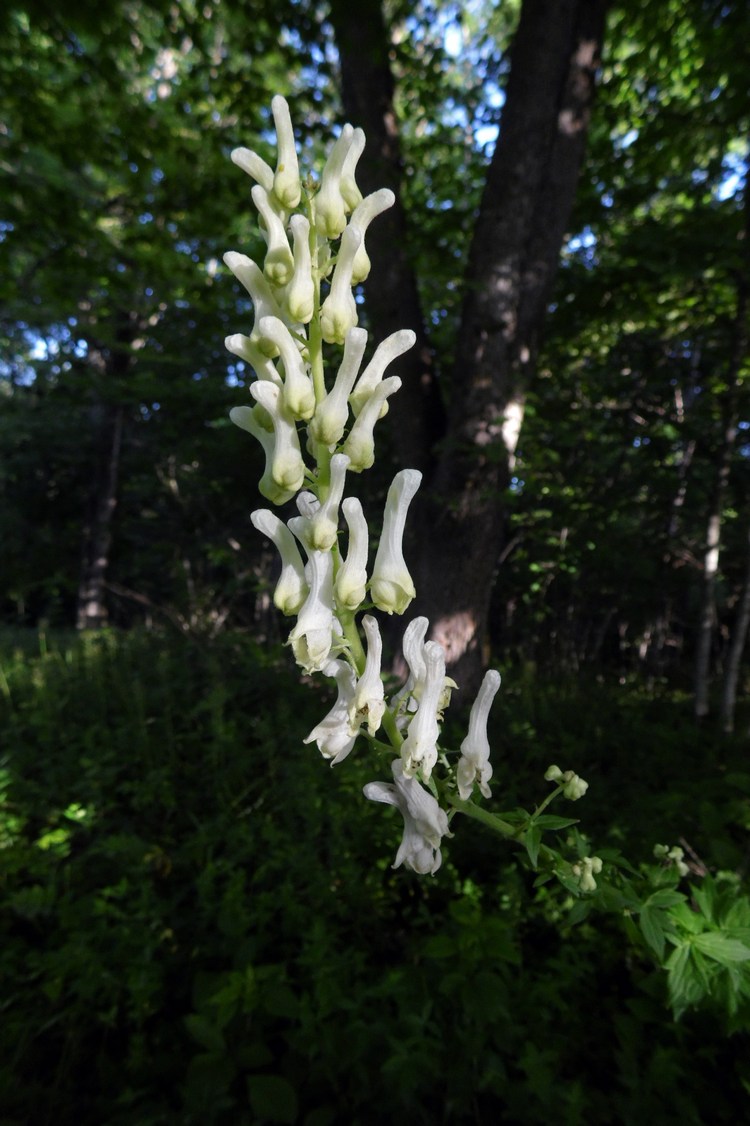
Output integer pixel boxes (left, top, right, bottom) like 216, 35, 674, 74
77, 402, 124, 630
331, 0, 609, 690
693, 184, 748, 718
721, 524, 750, 735
416, 0, 609, 689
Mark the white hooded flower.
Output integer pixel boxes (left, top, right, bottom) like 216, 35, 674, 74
348, 614, 385, 736
342, 375, 401, 472
400, 640, 445, 781
249, 381, 306, 497
257, 315, 315, 421
252, 184, 295, 286
349, 188, 395, 285
349, 329, 416, 419
307, 452, 350, 551
303, 658, 358, 765
230, 146, 274, 193
230, 403, 298, 506
370, 469, 421, 614
457, 669, 501, 800
314, 123, 356, 238
223, 252, 287, 357
364, 759, 451, 876
285, 214, 315, 323
339, 126, 365, 211
224, 333, 282, 387
288, 548, 338, 673
319, 224, 362, 345
271, 94, 301, 209
310, 327, 368, 447
334, 497, 369, 611
250, 509, 309, 616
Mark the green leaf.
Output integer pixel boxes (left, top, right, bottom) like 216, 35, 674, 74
523, 824, 542, 868
640, 906, 666, 961
532, 815, 580, 830
666, 944, 709, 1018
692, 932, 750, 967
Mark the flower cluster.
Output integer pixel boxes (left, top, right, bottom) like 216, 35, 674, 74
225, 96, 505, 874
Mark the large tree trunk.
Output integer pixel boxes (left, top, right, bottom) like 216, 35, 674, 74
77, 402, 124, 630
721, 523, 750, 735
331, 0, 608, 689
416, 0, 608, 688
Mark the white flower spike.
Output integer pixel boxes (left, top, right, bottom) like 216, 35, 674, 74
231, 146, 275, 193
370, 469, 421, 614
223, 253, 286, 357
339, 127, 366, 211
364, 759, 451, 876
457, 669, 501, 800
250, 509, 309, 616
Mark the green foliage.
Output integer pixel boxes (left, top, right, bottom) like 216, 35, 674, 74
3, 630, 750, 1124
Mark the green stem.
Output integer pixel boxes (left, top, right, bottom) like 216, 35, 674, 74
447, 795, 518, 838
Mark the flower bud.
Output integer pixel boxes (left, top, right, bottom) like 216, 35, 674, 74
370, 469, 421, 614
224, 333, 282, 387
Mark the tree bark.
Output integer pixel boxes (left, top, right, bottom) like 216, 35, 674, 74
330, 0, 608, 690
721, 524, 750, 735
327, 0, 444, 473
77, 401, 124, 630
416, 0, 608, 688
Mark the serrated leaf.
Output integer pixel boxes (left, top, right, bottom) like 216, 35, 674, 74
524, 825, 542, 868
646, 889, 686, 910
666, 944, 708, 1018
640, 906, 666, 960
693, 932, 750, 966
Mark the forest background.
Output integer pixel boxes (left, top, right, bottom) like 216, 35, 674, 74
2, 0, 750, 1123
